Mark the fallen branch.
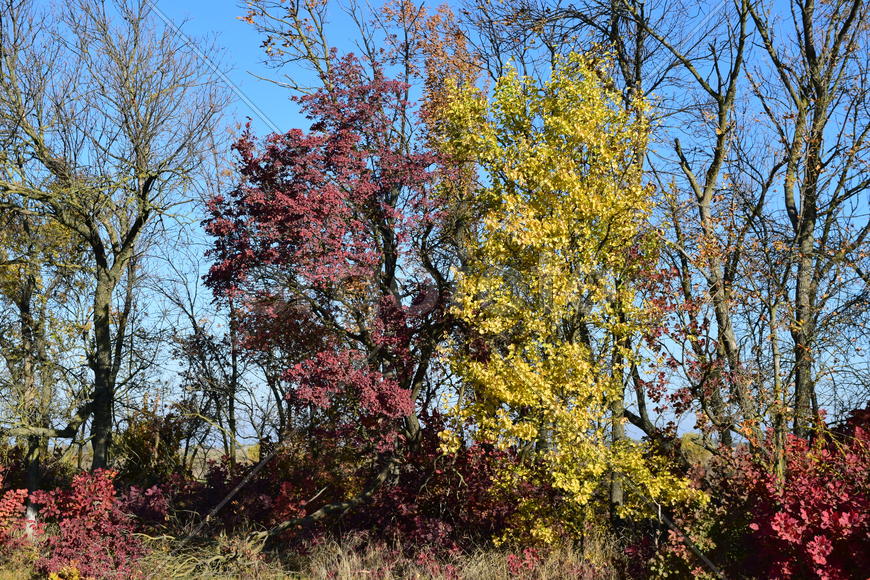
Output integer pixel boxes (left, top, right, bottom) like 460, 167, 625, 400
250, 453, 402, 549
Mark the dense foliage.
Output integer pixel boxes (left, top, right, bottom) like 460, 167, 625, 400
440, 54, 703, 542
30, 471, 147, 578
205, 54, 446, 458
0, 0, 867, 578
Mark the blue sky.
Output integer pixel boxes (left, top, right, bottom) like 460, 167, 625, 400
150, 0, 320, 137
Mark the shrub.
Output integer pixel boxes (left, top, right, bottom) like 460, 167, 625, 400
0, 468, 27, 552
31, 469, 146, 579
657, 407, 870, 579
744, 410, 870, 579
185, 430, 361, 534
0, 443, 75, 492
170, 415, 517, 552
115, 411, 188, 488
120, 484, 169, 530
353, 434, 517, 551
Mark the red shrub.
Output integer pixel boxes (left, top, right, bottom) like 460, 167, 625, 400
660, 407, 870, 579
31, 469, 146, 579
120, 484, 169, 529
354, 431, 517, 551
744, 412, 870, 579
0, 468, 26, 551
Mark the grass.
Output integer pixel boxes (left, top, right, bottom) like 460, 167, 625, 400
130, 530, 622, 579
1, 522, 623, 578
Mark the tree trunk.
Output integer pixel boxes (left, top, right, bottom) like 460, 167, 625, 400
792, 242, 816, 437
90, 273, 115, 470
24, 435, 42, 525
791, 95, 825, 437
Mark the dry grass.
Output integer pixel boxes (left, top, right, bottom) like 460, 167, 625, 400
0, 568, 31, 580
137, 532, 286, 580
4, 527, 623, 579
137, 529, 622, 579
295, 536, 620, 579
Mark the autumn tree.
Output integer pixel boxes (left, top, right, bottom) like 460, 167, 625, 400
461, 0, 870, 462
744, 0, 869, 436
0, 0, 225, 468
439, 54, 701, 540
204, 53, 458, 535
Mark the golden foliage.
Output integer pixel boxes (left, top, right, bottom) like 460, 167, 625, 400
439, 53, 704, 539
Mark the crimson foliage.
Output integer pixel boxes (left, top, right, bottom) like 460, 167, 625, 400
30, 470, 146, 579
743, 410, 870, 579
344, 414, 518, 550
0, 468, 26, 552
204, 54, 449, 457
661, 408, 870, 579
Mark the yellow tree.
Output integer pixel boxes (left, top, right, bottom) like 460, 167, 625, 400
441, 53, 701, 541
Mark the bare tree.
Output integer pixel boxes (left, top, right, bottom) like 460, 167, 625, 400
746, 0, 869, 436
459, 0, 869, 465
0, 0, 226, 468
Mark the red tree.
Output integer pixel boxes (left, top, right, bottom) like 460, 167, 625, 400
204, 54, 454, 512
